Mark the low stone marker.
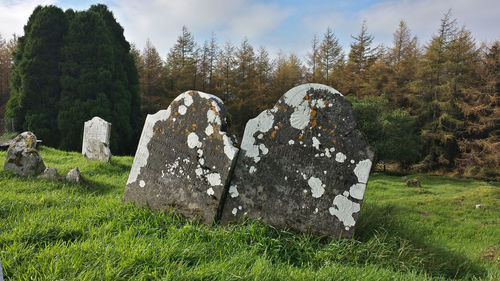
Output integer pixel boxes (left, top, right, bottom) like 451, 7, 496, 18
220, 84, 374, 238
3, 131, 46, 176
82, 117, 111, 162
123, 91, 239, 224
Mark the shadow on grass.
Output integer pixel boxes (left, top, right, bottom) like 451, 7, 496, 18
354, 202, 487, 279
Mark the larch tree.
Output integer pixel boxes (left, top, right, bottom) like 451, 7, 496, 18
138, 39, 164, 115
318, 27, 344, 87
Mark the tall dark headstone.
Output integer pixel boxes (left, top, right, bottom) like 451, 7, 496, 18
123, 91, 238, 224
220, 84, 374, 238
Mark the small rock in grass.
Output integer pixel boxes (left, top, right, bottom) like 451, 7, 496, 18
475, 204, 483, 209
406, 178, 421, 187
38, 167, 59, 180
401, 176, 408, 182
66, 167, 81, 183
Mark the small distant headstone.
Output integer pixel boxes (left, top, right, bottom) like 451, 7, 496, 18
3, 131, 45, 176
66, 167, 81, 183
38, 167, 59, 180
82, 117, 111, 162
401, 176, 408, 182
475, 204, 482, 209
220, 84, 374, 238
406, 178, 421, 187
123, 91, 239, 224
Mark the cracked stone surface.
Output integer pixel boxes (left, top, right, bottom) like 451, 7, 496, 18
82, 116, 111, 162
220, 83, 375, 238
123, 91, 239, 224
3, 131, 45, 177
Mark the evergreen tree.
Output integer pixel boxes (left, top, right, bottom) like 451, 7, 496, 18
414, 11, 479, 170
318, 27, 344, 86
385, 20, 420, 107
306, 34, 321, 83
455, 41, 500, 177
214, 41, 237, 102
345, 21, 379, 97
138, 39, 164, 115
6, 4, 140, 154
6, 5, 68, 145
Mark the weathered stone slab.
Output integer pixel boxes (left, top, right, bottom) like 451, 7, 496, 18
3, 131, 45, 177
220, 84, 374, 238
123, 91, 239, 224
82, 116, 111, 162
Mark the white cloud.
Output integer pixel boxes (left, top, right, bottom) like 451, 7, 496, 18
108, 0, 290, 55
0, 0, 57, 39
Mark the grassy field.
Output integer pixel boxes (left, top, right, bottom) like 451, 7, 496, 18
0, 146, 499, 280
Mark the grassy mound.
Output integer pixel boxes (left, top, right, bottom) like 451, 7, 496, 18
0, 146, 499, 280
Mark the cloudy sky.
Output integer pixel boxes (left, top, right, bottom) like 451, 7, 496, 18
1, 0, 499, 58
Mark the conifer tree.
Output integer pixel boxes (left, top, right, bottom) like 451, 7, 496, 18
6, 5, 68, 145
318, 27, 344, 86
138, 39, 164, 115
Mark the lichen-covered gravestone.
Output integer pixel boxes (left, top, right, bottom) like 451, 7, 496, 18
123, 91, 239, 224
220, 84, 374, 238
82, 116, 111, 162
3, 131, 46, 176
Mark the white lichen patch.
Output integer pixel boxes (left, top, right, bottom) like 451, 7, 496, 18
329, 195, 360, 227
178, 105, 187, 115
290, 100, 311, 130
206, 173, 221, 186
308, 176, 325, 198
349, 183, 366, 200
249, 166, 257, 174
207, 109, 217, 124
195, 167, 203, 177
354, 159, 372, 183
312, 137, 321, 150
139, 180, 145, 187
205, 125, 214, 136
259, 144, 269, 155
127, 108, 171, 185
335, 152, 347, 163
207, 187, 215, 196
232, 208, 237, 215
282, 83, 342, 107
229, 185, 239, 198
187, 132, 202, 149
312, 99, 326, 108
222, 135, 238, 160
288, 140, 295, 145
240, 110, 274, 163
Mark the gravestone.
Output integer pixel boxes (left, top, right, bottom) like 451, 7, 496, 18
220, 84, 374, 238
3, 131, 46, 177
123, 91, 239, 224
82, 117, 111, 162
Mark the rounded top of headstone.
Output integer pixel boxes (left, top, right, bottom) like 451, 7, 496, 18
86, 116, 111, 125
11, 131, 37, 150
281, 84, 343, 108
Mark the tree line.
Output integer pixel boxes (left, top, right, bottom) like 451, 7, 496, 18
0, 7, 498, 178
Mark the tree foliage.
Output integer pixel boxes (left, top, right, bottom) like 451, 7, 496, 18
5, 4, 140, 154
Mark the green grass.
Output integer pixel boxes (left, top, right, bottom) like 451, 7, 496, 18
0, 146, 499, 280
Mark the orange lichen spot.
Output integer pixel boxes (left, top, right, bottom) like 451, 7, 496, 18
174, 111, 178, 116
161, 129, 165, 135
298, 134, 303, 139
334, 124, 337, 128
311, 119, 317, 128
328, 120, 332, 124
185, 128, 190, 134
169, 115, 173, 121
310, 110, 317, 119
304, 95, 309, 99
330, 130, 335, 135
215, 145, 219, 150
189, 91, 195, 96
332, 139, 337, 144
271, 130, 277, 138
323, 100, 327, 105
283, 108, 287, 112
279, 123, 284, 128
192, 124, 197, 128
276, 105, 282, 111
216, 135, 222, 140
